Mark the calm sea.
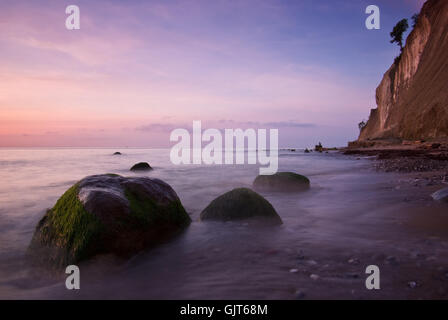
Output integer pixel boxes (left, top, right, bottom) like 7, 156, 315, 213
0, 148, 436, 299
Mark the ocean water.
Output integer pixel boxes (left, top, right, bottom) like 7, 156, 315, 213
0, 148, 446, 299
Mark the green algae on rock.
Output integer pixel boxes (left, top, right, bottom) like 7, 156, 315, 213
253, 172, 310, 192
200, 188, 282, 226
28, 174, 190, 267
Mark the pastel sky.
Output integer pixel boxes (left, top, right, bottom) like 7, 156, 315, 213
0, 0, 425, 147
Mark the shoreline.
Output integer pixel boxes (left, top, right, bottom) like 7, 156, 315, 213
341, 140, 448, 186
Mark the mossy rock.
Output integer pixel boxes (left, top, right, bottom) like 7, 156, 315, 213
28, 174, 190, 267
200, 188, 282, 226
253, 172, 310, 192
130, 162, 152, 171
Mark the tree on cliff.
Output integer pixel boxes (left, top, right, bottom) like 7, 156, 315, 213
358, 120, 367, 132
412, 13, 419, 28
390, 19, 409, 52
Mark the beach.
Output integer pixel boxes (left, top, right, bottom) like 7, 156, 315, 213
0, 148, 447, 299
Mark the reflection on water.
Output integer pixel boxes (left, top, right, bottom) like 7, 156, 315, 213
0, 148, 447, 299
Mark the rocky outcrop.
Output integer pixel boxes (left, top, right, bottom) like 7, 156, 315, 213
359, 0, 448, 142
28, 174, 191, 266
200, 188, 282, 225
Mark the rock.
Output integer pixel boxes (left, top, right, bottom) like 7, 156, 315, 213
431, 187, 448, 202
385, 256, 399, 266
304, 148, 310, 153
407, 281, 418, 289
310, 274, 320, 280
348, 258, 360, 265
28, 174, 191, 266
253, 172, 310, 192
307, 260, 317, 266
296, 250, 306, 260
113, 152, 122, 155
130, 162, 152, 171
294, 290, 306, 299
289, 268, 299, 273
200, 188, 282, 225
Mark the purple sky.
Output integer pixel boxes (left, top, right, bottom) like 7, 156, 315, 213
0, 0, 424, 147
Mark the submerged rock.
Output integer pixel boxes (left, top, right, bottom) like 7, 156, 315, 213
431, 187, 448, 202
294, 290, 306, 299
200, 188, 282, 225
28, 174, 191, 266
130, 162, 152, 171
253, 172, 310, 192
113, 152, 122, 155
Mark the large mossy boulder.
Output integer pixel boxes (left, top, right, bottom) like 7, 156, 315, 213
130, 162, 152, 171
431, 187, 448, 203
253, 172, 310, 192
200, 188, 282, 225
28, 174, 191, 267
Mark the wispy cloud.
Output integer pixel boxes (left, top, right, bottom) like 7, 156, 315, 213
0, 0, 419, 147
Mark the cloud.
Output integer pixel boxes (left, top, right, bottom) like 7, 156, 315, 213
135, 120, 316, 133
262, 121, 316, 128
135, 123, 188, 132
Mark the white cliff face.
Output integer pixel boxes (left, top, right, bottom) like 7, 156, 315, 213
375, 16, 431, 135
359, 0, 448, 141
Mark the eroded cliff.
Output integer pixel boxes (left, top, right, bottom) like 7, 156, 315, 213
359, 0, 448, 142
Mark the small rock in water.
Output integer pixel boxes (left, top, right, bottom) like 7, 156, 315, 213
130, 162, 152, 171
289, 268, 299, 273
307, 260, 317, 266
431, 187, 448, 202
410, 252, 426, 259
344, 273, 360, 279
294, 290, 306, 299
348, 258, 360, 265
253, 172, 310, 192
310, 274, 320, 280
200, 188, 282, 226
296, 251, 306, 260
407, 281, 418, 289
385, 256, 399, 265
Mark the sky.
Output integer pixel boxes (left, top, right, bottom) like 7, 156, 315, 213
0, 0, 425, 148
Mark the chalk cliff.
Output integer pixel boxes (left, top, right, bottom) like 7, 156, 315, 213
358, 0, 448, 142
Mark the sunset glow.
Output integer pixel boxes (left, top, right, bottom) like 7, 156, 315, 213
0, 0, 423, 147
